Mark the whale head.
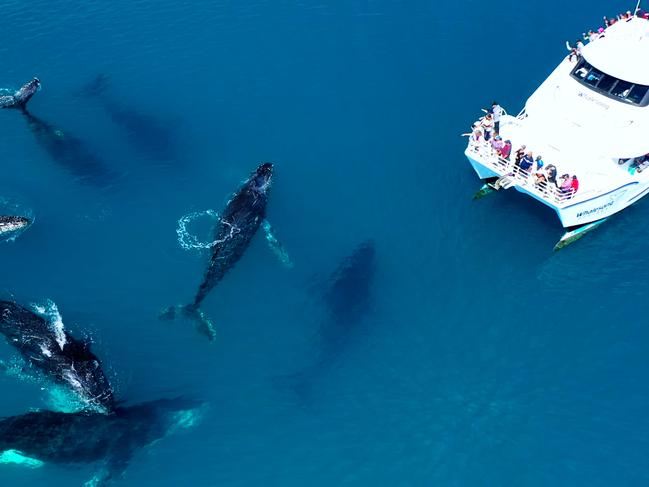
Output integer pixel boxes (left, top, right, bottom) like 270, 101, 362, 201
13, 78, 41, 107
251, 162, 273, 194
0, 216, 30, 235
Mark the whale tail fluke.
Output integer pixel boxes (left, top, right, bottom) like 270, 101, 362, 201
159, 304, 216, 342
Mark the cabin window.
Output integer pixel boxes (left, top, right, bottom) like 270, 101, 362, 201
597, 75, 616, 92
611, 80, 632, 98
584, 69, 603, 86
571, 59, 649, 106
628, 84, 649, 104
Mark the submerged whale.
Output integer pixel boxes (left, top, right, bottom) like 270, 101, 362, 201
322, 240, 376, 326
0, 300, 115, 413
0, 397, 204, 486
2, 78, 118, 187
287, 241, 376, 399
81, 74, 179, 164
0, 216, 30, 236
21, 109, 118, 187
161, 163, 276, 340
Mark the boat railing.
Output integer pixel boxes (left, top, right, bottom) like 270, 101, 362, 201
467, 139, 579, 205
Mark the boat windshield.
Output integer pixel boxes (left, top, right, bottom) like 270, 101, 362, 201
571, 58, 649, 106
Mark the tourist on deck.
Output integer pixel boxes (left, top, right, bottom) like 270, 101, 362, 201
519, 152, 534, 174
546, 164, 558, 186
514, 145, 526, 166
463, 127, 483, 151
491, 135, 504, 153
570, 175, 579, 195
559, 174, 572, 195
491, 102, 503, 133
500, 140, 512, 160
603, 16, 610, 27
533, 157, 546, 185
565, 40, 580, 62
480, 113, 494, 141
534, 167, 548, 187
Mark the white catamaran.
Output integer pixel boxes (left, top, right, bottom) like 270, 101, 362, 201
465, 9, 649, 249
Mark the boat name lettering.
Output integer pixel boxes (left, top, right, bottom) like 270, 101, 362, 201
577, 92, 609, 110
576, 200, 614, 218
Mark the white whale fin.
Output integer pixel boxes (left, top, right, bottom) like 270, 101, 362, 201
0, 450, 45, 468
262, 220, 293, 268
85, 451, 132, 487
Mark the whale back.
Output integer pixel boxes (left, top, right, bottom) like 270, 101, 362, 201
324, 240, 376, 325
0, 300, 115, 413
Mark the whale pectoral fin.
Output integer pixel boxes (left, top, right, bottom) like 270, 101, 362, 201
262, 220, 293, 268
85, 451, 132, 487
0, 450, 45, 468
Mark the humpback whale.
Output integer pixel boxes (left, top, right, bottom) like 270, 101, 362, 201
1, 78, 118, 186
161, 163, 276, 340
322, 240, 376, 325
0, 78, 40, 109
0, 216, 30, 236
0, 300, 115, 413
21, 110, 119, 187
286, 241, 376, 399
81, 74, 179, 164
0, 397, 204, 486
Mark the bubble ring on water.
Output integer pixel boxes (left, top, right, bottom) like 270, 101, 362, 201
176, 209, 229, 250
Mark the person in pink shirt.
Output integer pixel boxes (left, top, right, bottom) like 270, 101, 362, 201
499, 140, 512, 160
570, 175, 579, 194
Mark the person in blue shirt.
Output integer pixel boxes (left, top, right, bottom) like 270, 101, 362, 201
519, 151, 534, 173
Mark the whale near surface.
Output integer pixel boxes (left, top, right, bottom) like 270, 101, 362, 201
0, 300, 115, 413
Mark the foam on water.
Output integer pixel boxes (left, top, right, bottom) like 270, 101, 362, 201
31, 299, 66, 350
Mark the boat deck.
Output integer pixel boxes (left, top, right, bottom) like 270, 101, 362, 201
465, 112, 649, 209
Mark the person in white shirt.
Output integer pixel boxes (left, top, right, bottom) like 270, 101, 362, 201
491, 102, 503, 134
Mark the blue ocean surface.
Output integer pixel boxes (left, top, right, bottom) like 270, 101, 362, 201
1, 0, 649, 485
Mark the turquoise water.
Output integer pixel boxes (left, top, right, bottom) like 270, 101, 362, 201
1, 0, 649, 485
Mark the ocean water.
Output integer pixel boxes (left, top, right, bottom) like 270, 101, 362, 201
1, 0, 649, 485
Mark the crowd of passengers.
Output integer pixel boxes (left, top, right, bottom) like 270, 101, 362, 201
465, 103, 579, 198
566, 10, 649, 60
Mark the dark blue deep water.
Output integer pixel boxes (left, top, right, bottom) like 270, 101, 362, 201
2, 1, 649, 485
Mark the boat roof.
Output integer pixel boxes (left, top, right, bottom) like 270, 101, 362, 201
521, 17, 649, 160
582, 16, 649, 86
